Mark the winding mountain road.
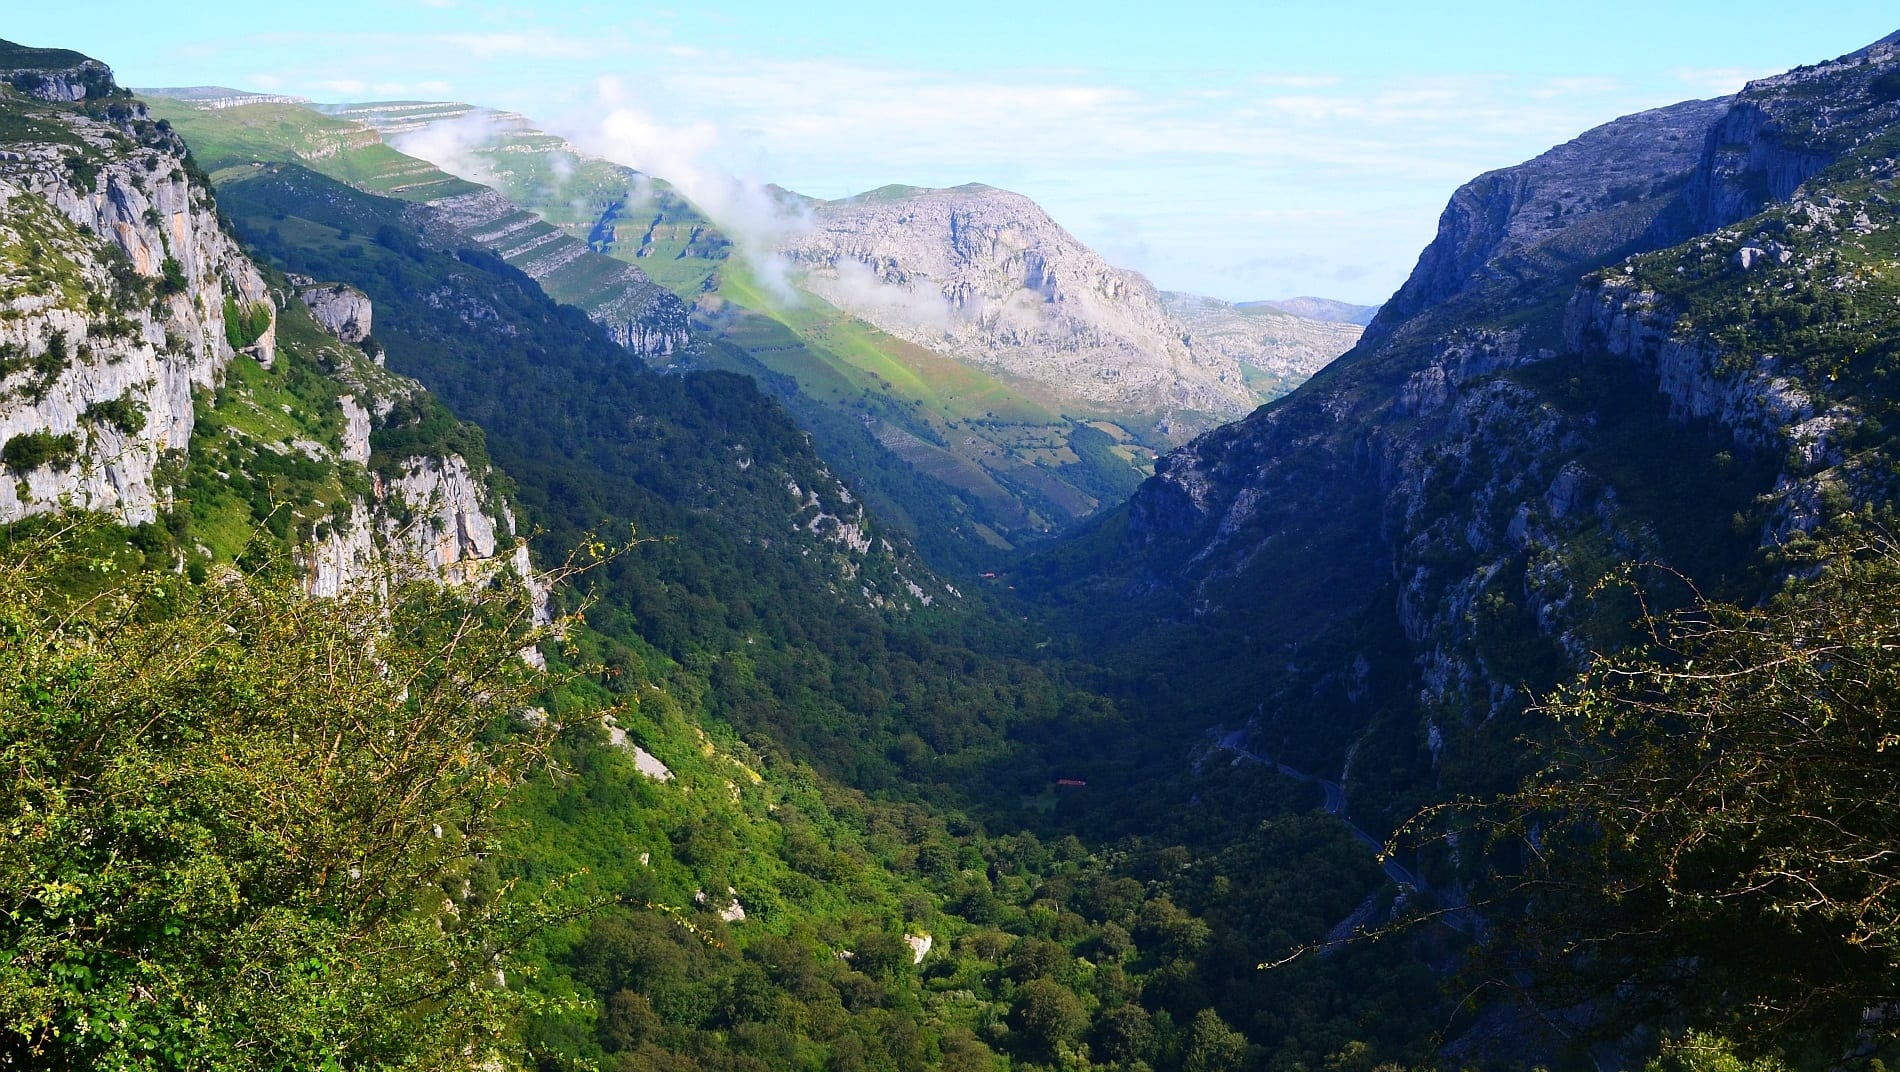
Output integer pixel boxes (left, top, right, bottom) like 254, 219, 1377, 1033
1216, 730, 1428, 893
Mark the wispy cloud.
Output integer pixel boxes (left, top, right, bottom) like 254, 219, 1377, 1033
1671, 65, 1779, 97
563, 77, 813, 298
182, 24, 1741, 303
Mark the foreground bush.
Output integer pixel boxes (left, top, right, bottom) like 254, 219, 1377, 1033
0, 521, 556, 1070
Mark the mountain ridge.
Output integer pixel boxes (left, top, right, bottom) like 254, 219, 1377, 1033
1040, 28, 1900, 847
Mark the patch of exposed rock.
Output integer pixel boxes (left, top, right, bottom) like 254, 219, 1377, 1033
781, 184, 1258, 426
1162, 292, 1361, 395
298, 281, 372, 343
1368, 96, 1733, 337
0, 97, 272, 524
0, 41, 116, 103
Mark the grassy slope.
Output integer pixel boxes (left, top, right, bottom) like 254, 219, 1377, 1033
365, 105, 1169, 541
153, 97, 1150, 563
147, 98, 671, 341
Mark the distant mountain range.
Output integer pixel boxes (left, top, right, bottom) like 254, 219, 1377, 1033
142, 89, 1367, 564
1243, 295, 1379, 325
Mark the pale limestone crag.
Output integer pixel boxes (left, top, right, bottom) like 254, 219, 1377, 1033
780, 184, 1258, 424
0, 103, 273, 524
299, 282, 373, 343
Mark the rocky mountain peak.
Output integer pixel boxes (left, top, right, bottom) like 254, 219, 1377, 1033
782, 183, 1266, 430
0, 39, 118, 103
1367, 96, 1731, 340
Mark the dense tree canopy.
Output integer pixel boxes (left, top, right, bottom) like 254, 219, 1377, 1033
0, 523, 558, 1070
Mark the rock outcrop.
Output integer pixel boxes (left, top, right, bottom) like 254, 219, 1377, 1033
0, 75, 273, 524
781, 184, 1258, 427
0, 39, 117, 103
1685, 33, 1900, 232
298, 281, 372, 343
302, 448, 544, 623
1161, 292, 1361, 397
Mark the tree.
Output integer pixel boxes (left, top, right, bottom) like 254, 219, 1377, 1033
1496, 536, 1900, 1055
1094, 1003, 1156, 1065
0, 522, 560, 1069
1011, 977, 1086, 1059
1183, 1008, 1248, 1072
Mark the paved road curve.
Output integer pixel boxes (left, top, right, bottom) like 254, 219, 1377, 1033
1216, 730, 1428, 892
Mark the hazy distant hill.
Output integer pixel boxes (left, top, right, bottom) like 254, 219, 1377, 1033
1244, 295, 1379, 325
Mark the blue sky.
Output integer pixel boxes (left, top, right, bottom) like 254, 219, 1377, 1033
13, 3, 1900, 304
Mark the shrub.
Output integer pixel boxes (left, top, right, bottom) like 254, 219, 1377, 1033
156, 255, 187, 298
222, 295, 273, 350
81, 395, 145, 435
0, 525, 558, 1069
1, 430, 78, 471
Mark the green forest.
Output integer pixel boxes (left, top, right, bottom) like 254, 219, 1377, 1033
3, 29, 1900, 1072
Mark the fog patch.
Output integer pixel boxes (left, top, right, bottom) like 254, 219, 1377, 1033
567, 77, 811, 300
389, 109, 506, 188
821, 256, 955, 334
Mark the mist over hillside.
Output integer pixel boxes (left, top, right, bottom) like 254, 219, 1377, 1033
5, 21, 1900, 1072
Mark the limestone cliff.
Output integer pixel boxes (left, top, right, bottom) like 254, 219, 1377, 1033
1055, 31, 1900, 847
0, 75, 272, 524
0, 61, 542, 617
781, 184, 1258, 430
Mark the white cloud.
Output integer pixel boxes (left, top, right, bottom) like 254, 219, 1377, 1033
823, 256, 956, 332
1671, 65, 1778, 97
1248, 74, 1344, 89
389, 109, 508, 187
564, 77, 813, 298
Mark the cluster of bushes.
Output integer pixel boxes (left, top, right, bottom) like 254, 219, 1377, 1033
1, 430, 77, 471
223, 294, 273, 350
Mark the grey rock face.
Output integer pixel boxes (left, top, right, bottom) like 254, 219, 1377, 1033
0, 108, 272, 524
299, 282, 373, 343
781, 184, 1258, 423
337, 394, 372, 464
1370, 97, 1733, 337
300, 457, 544, 623
1684, 34, 1900, 234
1161, 292, 1361, 394
2, 60, 114, 102
1565, 279, 1817, 447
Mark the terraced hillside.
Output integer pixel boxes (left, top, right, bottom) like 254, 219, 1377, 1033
171, 100, 1161, 557
143, 92, 691, 355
